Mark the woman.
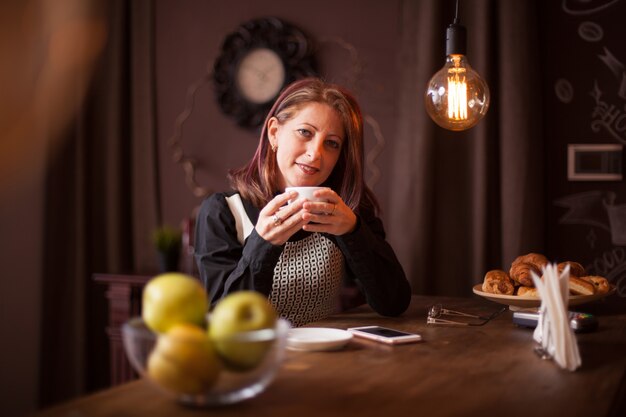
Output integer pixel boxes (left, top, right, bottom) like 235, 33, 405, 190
194, 77, 410, 326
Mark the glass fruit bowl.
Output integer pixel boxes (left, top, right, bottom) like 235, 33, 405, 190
122, 317, 290, 406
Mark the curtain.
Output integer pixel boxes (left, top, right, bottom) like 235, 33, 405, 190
39, 0, 159, 406
388, 0, 544, 296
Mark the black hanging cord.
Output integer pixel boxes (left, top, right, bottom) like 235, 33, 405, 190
446, 0, 466, 55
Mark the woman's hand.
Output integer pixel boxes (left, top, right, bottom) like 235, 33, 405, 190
301, 188, 357, 235
256, 191, 309, 245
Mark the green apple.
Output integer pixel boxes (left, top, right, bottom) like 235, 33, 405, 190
142, 273, 208, 333
209, 291, 278, 371
147, 323, 221, 394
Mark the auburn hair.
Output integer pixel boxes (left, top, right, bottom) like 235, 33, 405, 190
228, 77, 378, 213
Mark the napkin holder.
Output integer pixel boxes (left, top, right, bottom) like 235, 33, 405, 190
531, 263, 581, 371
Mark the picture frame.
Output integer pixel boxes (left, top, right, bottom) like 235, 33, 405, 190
567, 143, 623, 181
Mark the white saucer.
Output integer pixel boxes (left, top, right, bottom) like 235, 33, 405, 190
287, 327, 353, 352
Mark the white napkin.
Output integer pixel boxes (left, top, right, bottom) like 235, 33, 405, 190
531, 263, 581, 371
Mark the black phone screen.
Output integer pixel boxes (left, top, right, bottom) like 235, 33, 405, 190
356, 327, 413, 338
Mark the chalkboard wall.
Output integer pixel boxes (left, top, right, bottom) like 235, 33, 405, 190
541, 0, 626, 297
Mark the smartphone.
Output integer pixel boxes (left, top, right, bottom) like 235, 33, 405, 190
347, 326, 422, 344
512, 310, 598, 333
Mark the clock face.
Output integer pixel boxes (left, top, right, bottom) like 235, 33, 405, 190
236, 48, 286, 104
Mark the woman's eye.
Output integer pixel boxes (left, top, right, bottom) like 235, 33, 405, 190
325, 139, 341, 149
296, 128, 312, 138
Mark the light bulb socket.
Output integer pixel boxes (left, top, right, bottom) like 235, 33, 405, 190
446, 23, 466, 56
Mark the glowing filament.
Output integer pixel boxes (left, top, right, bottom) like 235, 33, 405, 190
447, 73, 468, 120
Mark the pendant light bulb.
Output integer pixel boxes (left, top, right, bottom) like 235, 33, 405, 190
425, 22, 490, 131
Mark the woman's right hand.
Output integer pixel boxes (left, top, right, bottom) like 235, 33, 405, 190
255, 191, 308, 245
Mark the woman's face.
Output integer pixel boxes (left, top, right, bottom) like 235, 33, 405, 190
268, 102, 344, 190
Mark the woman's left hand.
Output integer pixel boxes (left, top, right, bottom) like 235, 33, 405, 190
301, 188, 357, 235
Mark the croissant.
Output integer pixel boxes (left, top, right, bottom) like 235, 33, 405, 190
580, 276, 609, 294
515, 253, 548, 268
510, 253, 548, 287
517, 286, 539, 297
482, 270, 515, 295
557, 261, 585, 277
509, 262, 541, 287
569, 276, 595, 295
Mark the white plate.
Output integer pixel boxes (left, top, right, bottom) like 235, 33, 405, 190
287, 327, 353, 352
472, 284, 616, 309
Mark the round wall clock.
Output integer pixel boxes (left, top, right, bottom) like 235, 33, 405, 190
213, 17, 317, 129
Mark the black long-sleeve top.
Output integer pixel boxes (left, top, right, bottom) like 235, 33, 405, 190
194, 191, 411, 318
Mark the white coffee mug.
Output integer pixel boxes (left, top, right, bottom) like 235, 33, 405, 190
285, 186, 330, 204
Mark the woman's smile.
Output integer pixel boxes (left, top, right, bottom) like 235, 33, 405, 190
296, 163, 319, 175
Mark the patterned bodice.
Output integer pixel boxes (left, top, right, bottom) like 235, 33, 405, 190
269, 232, 344, 326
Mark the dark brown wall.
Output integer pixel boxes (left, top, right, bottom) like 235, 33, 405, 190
154, 0, 403, 229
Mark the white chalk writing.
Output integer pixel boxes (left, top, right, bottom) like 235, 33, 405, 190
562, 0, 619, 16
590, 82, 626, 142
578, 21, 604, 42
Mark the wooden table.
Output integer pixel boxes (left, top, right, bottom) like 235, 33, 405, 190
30, 295, 626, 417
